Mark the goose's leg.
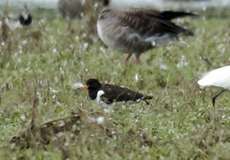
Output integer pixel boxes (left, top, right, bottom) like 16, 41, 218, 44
124, 53, 132, 64
67, 20, 71, 31
134, 53, 141, 64
67, 20, 74, 33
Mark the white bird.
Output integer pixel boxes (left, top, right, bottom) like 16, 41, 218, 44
198, 65, 230, 106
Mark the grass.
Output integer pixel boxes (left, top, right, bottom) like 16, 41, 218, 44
0, 8, 230, 160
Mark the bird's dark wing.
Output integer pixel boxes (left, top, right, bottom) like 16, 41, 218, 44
102, 84, 152, 103
158, 11, 197, 20
116, 9, 193, 36
100, 95, 113, 104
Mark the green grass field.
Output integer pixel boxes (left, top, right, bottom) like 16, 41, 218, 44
0, 9, 230, 160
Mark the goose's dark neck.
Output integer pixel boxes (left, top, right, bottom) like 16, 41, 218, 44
103, 0, 110, 7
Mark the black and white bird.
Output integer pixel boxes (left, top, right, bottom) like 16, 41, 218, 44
77, 78, 153, 106
0, 5, 32, 31
97, 0, 196, 64
18, 5, 32, 26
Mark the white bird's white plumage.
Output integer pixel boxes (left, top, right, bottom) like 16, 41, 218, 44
198, 65, 230, 89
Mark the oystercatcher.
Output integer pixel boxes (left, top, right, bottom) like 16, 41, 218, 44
80, 78, 153, 105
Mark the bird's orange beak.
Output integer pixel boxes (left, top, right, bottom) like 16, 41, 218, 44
73, 82, 88, 90
80, 85, 88, 90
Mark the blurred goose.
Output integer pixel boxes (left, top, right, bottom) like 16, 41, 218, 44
58, 0, 102, 37
97, 0, 196, 63
58, 0, 85, 19
58, 0, 102, 19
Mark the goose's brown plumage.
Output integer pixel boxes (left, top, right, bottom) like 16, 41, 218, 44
97, 0, 196, 63
118, 9, 193, 36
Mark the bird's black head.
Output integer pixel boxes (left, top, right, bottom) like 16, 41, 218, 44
19, 5, 32, 26
86, 79, 102, 100
19, 13, 32, 26
86, 79, 102, 89
103, 0, 110, 6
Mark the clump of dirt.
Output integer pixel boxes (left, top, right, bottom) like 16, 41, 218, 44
10, 109, 116, 149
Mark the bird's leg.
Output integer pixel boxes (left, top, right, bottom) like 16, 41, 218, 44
134, 54, 141, 64
212, 89, 226, 107
67, 20, 71, 30
211, 89, 225, 126
67, 20, 74, 33
124, 53, 132, 64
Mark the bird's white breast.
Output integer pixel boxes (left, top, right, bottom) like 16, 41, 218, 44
97, 17, 125, 50
97, 21, 105, 43
96, 90, 105, 105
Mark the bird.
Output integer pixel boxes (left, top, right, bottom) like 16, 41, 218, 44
0, 5, 32, 31
58, 0, 101, 38
198, 65, 230, 106
18, 5, 32, 26
97, 0, 196, 64
58, 0, 85, 20
58, 0, 102, 20
0, 4, 33, 42
78, 78, 153, 105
